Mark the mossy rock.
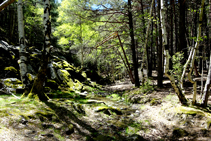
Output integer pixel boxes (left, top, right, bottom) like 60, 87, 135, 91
1, 78, 23, 89
4, 66, 19, 77
150, 98, 162, 106
175, 106, 206, 117
74, 79, 83, 90
95, 106, 122, 115
205, 119, 211, 129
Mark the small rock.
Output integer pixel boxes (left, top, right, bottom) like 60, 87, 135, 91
65, 127, 74, 135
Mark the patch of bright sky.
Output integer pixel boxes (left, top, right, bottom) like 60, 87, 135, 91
91, 3, 111, 10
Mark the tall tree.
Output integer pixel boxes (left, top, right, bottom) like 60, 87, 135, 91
17, 0, 30, 94
29, 0, 51, 101
128, 0, 140, 87
157, 0, 163, 87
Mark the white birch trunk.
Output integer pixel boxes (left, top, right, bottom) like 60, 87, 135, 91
160, 0, 167, 45
17, 0, 28, 90
43, 0, 51, 53
180, 47, 194, 93
0, 0, 15, 11
140, 0, 154, 84
187, 0, 205, 104
28, 0, 51, 101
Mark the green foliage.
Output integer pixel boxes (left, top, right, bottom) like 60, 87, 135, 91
22, 0, 59, 47
139, 80, 154, 93
170, 52, 184, 80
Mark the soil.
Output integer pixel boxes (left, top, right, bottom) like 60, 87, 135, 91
0, 77, 211, 141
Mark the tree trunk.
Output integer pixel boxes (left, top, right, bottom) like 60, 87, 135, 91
178, 0, 187, 58
29, 0, 51, 101
172, 0, 178, 52
157, 0, 163, 87
128, 0, 140, 87
17, 0, 30, 94
187, 0, 205, 105
154, 1, 157, 70
201, 0, 211, 107
170, 0, 174, 69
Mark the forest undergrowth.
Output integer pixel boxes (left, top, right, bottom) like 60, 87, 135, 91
0, 79, 211, 141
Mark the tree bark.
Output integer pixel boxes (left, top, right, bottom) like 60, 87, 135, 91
0, 0, 15, 11
157, 0, 163, 87
128, 0, 140, 87
172, 0, 178, 52
17, 0, 30, 94
29, 0, 51, 101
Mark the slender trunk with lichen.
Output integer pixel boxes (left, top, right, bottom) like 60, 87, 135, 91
17, 0, 30, 94
29, 0, 51, 101
186, 0, 205, 105
201, 0, 211, 107
161, 0, 188, 105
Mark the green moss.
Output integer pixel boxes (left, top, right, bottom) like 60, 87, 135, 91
107, 94, 121, 101
2, 78, 23, 88
30, 53, 38, 58
65, 67, 73, 71
27, 93, 41, 101
74, 79, 83, 90
4, 66, 17, 72
27, 73, 34, 81
81, 71, 87, 78
150, 98, 161, 106
175, 106, 206, 116
96, 106, 122, 115
62, 60, 71, 68
53, 62, 63, 69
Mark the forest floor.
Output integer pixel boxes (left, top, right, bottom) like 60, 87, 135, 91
0, 76, 211, 141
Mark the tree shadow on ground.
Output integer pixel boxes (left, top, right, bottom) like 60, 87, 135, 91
44, 100, 146, 141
